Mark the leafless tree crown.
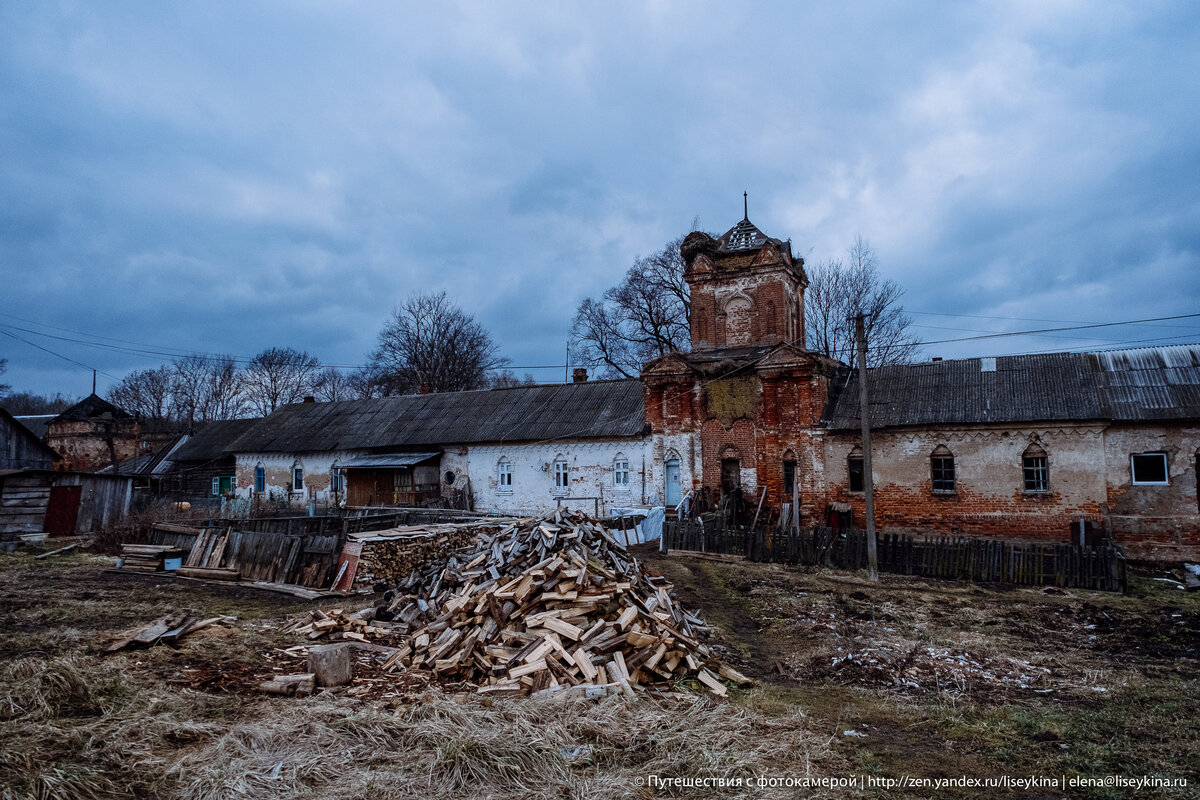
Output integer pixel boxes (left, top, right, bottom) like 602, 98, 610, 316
804, 236, 921, 367
243, 346, 322, 415
570, 234, 692, 378
369, 292, 508, 395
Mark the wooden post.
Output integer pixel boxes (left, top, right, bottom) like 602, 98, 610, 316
854, 314, 879, 582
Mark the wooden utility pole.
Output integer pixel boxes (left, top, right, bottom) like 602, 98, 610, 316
854, 314, 879, 581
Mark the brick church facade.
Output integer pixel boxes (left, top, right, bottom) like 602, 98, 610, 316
642, 213, 1200, 561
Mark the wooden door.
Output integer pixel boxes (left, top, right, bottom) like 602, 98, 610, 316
45, 485, 82, 536
664, 459, 681, 507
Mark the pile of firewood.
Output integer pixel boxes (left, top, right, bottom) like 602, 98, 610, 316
282, 608, 405, 643
379, 510, 751, 697
352, 523, 497, 589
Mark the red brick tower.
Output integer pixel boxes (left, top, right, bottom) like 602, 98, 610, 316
643, 202, 842, 523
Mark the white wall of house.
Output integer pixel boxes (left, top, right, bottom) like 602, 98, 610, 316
469, 438, 652, 516
234, 450, 365, 505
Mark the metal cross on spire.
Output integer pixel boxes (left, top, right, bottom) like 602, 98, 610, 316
743, 191, 748, 220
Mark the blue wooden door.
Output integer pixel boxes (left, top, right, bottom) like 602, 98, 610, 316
664, 459, 681, 507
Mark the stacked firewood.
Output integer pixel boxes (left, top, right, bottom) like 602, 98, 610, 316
282, 607, 406, 643
380, 510, 751, 697
352, 524, 496, 589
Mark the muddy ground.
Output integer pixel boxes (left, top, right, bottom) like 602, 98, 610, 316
0, 546, 1196, 799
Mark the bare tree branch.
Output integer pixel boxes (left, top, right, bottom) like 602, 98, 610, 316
804, 236, 921, 367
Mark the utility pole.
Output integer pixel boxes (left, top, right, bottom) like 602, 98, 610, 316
854, 314, 879, 582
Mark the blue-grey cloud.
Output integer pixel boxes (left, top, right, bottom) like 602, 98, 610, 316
1, 0, 1198, 396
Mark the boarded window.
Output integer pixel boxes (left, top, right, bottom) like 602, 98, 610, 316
931, 446, 955, 494
1131, 453, 1168, 485
1022, 444, 1048, 492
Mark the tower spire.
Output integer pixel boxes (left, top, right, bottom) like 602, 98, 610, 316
743, 191, 748, 220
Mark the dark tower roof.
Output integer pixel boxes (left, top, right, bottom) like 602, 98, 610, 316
716, 217, 774, 252
50, 393, 135, 424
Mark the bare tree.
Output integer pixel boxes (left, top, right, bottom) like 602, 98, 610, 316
170, 354, 247, 425
314, 366, 372, 402
489, 369, 538, 388
108, 366, 175, 422
243, 347, 321, 414
804, 236, 920, 367
570, 234, 691, 378
0, 358, 9, 398
206, 356, 248, 420
369, 292, 508, 395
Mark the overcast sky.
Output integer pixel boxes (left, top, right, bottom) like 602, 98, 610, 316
2, 1, 1199, 398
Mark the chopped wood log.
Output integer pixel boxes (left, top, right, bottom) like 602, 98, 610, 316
175, 566, 241, 581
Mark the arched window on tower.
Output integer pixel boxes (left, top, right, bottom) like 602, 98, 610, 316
765, 300, 776, 336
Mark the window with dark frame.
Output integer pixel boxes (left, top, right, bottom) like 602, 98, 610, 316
1022, 444, 1049, 493
931, 446, 955, 493
1130, 452, 1169, 485
783, 460, 796, 497
330, 467, 342, 493
292, 465, 304, 492
254, 466, 265, 493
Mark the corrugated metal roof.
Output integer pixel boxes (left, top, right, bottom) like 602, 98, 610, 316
826, 345, 1200, 429
228, 379, 645, 454
339, 452, 441, 469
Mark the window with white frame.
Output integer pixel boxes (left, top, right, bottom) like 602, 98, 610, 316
497, 457, 512, 492
613, 453, 630, 488
292, 463, 305, 492
553, 455, 569, 491
330, 466, 342, 494
212, 477, 221, 496
1131, 452, 1169, 485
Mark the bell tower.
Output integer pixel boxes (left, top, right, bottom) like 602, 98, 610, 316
681, 197, 808, 350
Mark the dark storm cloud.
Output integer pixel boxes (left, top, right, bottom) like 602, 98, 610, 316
1, 1, 1198, 396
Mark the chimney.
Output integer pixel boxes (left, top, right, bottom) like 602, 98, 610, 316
419, 383, 432, 395
303, 395, 316, 403
572, 368, 588, 383
931, 357, 942, 362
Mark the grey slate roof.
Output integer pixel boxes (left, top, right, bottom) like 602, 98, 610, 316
11, 414, 53, 440
825, 345, 1200, 430
228, 380, 646, 454
172, 419, 261, 462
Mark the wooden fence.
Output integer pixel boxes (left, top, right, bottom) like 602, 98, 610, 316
662, 520, 1126, 592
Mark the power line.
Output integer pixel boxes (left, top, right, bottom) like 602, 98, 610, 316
913, 313, 1200, 346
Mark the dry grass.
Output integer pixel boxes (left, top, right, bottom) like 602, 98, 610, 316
1, 548, 1197, 799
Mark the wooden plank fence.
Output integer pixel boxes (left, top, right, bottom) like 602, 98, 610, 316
663, 520, 1126, 592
